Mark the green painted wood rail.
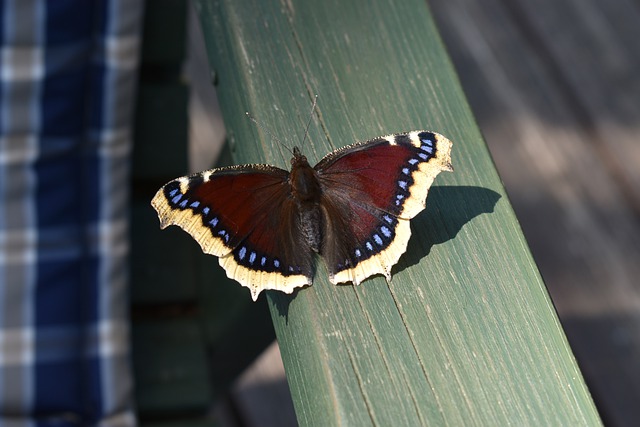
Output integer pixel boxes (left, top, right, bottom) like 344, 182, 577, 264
193, 0, 602, 425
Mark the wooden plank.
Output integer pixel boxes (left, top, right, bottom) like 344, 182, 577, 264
193, 0, 601, 424
428, 0, 640, 425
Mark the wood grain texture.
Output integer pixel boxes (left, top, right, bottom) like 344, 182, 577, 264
193, 0, 601, 424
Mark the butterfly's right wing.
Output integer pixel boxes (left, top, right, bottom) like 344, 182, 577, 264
151, 164, 314, 300
315, 131, 453, 286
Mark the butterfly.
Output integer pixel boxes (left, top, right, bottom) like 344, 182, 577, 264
151, 129, 453, 301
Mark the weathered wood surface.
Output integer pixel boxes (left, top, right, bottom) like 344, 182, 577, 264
192, 0, 601, 425
428, 0, 640, 425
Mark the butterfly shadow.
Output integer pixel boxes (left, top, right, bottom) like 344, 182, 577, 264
394, 185, 502, 273
269, 186, 501, 319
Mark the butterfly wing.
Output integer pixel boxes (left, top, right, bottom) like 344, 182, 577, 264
315, 131, 453, 285
151, 165, 313, 300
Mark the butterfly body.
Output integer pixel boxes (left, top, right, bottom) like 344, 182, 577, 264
289, 147, 323, 252
152, 130, 453, 300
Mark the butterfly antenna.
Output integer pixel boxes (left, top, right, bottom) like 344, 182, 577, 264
245, 111, 292, 161
299, 94, 318, 151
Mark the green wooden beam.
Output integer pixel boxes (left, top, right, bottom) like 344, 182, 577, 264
193, 0, 601, 424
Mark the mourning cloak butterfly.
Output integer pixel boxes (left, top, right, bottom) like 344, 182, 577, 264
152, 130, 453, 300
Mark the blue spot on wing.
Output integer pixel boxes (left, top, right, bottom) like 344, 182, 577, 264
421, 145, 434, 154
421, 138, 433, 147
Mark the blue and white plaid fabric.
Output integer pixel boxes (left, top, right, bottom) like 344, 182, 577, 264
0, 1, 143, 425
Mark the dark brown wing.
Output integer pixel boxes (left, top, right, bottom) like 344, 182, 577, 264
315, 131, 453, 285
151, 164, 313, 300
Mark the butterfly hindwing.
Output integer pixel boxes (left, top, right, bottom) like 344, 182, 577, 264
315, 131, 453, 285
151, 165, 314, 300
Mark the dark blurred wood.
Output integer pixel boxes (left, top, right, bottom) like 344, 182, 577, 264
429, 0, 640, 425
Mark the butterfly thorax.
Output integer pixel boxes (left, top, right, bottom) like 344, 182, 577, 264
290, 147, 322, 203
289, 147, 323, 253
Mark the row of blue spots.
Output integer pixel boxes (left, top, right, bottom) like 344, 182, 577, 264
236, 245, 291, 273
164, 182, 235, 249
395, 136, 435, 211
201, 209, 230, 247
209, 216, 231, 243
166, 185, 196, 210
417, 137, 434, 160
403, 134, 435, 169
353, 221, 396, 260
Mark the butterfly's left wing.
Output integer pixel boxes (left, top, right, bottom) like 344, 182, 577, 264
151, 165, 314, 300
315, 131, 453, 286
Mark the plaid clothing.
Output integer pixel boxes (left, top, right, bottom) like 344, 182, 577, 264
0, 1, 143, 425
